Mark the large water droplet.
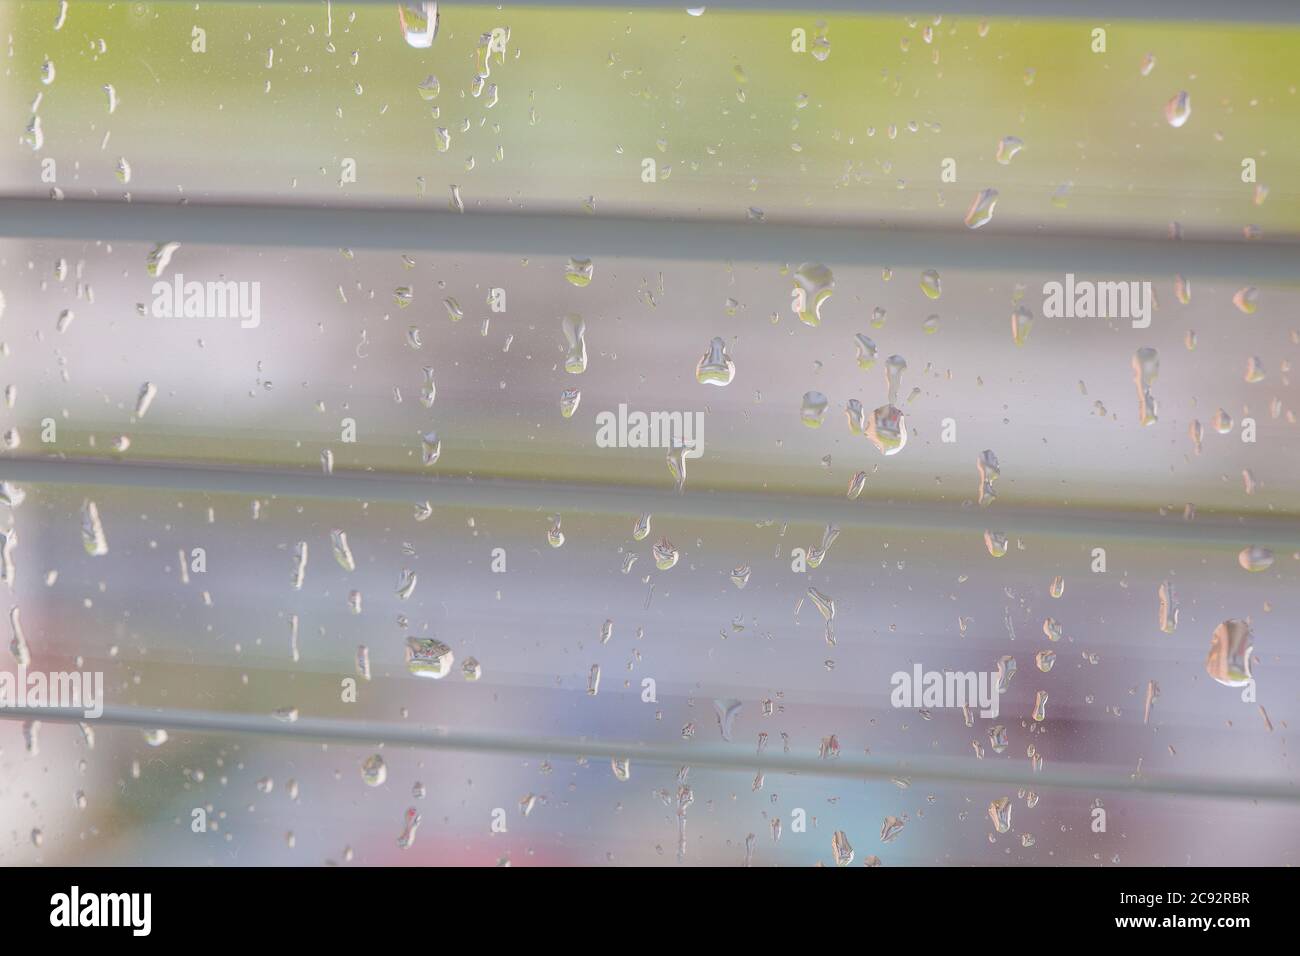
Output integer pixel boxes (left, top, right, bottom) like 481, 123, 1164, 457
800, 391, 829, 427
561, 314, 587, 373
696, 337, 735, 385
866, 404, 906, 455
1132, 348, 1159, 426
964, 188, 998, 229
362, 754, 387, 787
1164, 90, 1191, 127
977, 449, 1000, 506
919, 269, 941, 300
792, 264, 833, 326
1238, 546, 1273, 572
1205, 620, 1252, 687
988, 797, 1012, 833
405, 637, 453, 679
995, 136, 1023, 165
564, 257, 594, 287
80, 500, 108, 556
330, 529, 355, 571
398, 3, 439, 49
831, 830, 854, 865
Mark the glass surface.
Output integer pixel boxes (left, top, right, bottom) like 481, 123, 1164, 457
0, 3, 1297, 867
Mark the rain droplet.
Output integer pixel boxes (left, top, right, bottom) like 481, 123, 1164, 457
1158, 580, 1180, 634
696, 337, 735, 386
963, 188, 998, 229
919, 269, 941, 300
995, 136, 1023, 165
984, 530, 1008, 558
831, 830, 855, 865
146, 242, 180, 278
866, 404, 906, 455
792, 264, 834, 326
713, 699, 743, 741
1205, 620, 1253, 687
361, 754, 387, 787
1238, 546, 1273, 572
847, 470, 868, 499
396, 568, 418, 600
653, 538, 679, 570
1031, 690, 1048, 722
1164, 90, 1191, 127
988, 797, 1012, 833
398, 3, 439, 49
330, 529, 355, 571
560, 387, 581, 418
405, 637, 453, 679
397, 808, 422, 849
977, 449, 1000, 506
421, 431, 441, 465
80, 500, 108, 556
1011, 305, 1033, 346
854, 333, 877, 369
564, 257, 594, 287
800, 391, 829, 427
561, 314, 587, 373
135, 381, 158, 418
1132, 348, 1159, 426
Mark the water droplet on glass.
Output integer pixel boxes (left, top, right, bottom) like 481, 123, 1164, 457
713, 699, 743, 741
146, 242, 179, 278
995, 136, 1023, 165
880, 816, 905, 843
854, 333, 877, 369
919, 269, 941, 300
397, 808, 422, 849
1164, 90, 1191, 127
800, 391, 829, 427
1238, 546, 1273, 572
561, 314, 587, 373
417, 430, 440, 466
964, 188, 998, 229
847, 470, 868, 499
395, 567, 418, 600
988, 797, 1013, 833
405, 636, 453, 679
1031, 690, 1049, 722
80, 500, 108, 556
565, 257, 594, 287
398, 3, 439, 49
1132, 348, 1159, 426
653, 537, 679, 570
977, 449, 1000, 505
135, 381, 158, 418
1205, 620, 1253, 687
696, 337, 735, 386
831, 830, 855, 865
361, 754, 387, 787
866, 404, 906, 455
792, 264, 833, 326
330, 529, 355, 571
